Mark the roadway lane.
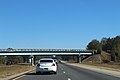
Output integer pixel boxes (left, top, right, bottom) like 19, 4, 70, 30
16, 63, 120, 80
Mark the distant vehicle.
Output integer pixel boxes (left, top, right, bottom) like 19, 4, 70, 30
58, 59, 61, 63
54, 59, 58, 64
36, 58, 57, 74
6, 61, 13, 65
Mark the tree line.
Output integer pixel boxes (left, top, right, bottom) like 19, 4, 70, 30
87, 35, 120, 62
0, 55, 30, 65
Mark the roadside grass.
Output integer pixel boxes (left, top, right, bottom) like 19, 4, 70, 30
0, 64, 35, 79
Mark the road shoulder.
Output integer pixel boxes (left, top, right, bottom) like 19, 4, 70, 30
65, 63, 120, 78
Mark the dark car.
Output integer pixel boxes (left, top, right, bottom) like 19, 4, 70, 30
6, 61, 13, 65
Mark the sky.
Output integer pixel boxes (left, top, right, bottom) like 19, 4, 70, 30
0, 0, 120, 49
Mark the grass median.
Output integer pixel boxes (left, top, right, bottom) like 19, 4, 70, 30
0, 64, 35, 79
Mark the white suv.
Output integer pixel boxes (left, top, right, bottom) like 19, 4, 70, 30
36, 58, 57, 74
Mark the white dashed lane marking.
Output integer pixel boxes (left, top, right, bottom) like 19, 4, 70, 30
68, 78, 72, 80
63, 71, 66, 74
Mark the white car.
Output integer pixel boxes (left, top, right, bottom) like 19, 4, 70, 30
36, 58, 57, 74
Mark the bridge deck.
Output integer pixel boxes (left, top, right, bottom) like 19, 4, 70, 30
0, 49, 95, 53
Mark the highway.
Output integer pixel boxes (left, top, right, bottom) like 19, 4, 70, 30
16, 63, 120, 80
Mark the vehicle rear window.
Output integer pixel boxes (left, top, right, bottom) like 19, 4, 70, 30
40, 60, 53, 63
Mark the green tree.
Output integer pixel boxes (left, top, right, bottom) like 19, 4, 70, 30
101, 38, 114, 53
112, 36, 120, 62
7, 56, 24, 64
87, 39, 101, 51
0, 56, 7, 64
22, 56, 30, 63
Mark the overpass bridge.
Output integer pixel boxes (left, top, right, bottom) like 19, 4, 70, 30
0, 49, 96, 65
0, 49, 95, 54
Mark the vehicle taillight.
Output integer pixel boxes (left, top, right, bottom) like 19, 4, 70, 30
37, 64, 40, 66
52, 64, 55, 66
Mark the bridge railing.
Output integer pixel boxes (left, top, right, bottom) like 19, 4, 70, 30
0, 49, 95, 53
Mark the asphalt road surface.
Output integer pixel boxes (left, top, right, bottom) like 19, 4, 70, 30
16, 63, 120, 80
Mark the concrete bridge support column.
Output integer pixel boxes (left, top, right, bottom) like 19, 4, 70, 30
34, 55, 36, 65
31, 55, 35, 66
77, 54, 82, 63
